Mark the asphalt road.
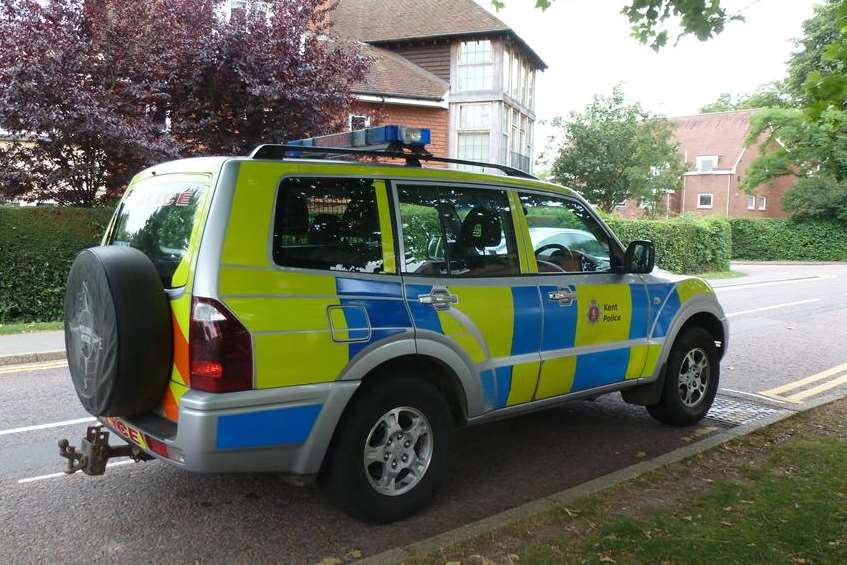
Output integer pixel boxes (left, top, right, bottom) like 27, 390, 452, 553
1, 262, 845, 564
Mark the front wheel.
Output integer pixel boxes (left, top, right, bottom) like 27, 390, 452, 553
321, 376, 451, 523
647, 327, 719, 426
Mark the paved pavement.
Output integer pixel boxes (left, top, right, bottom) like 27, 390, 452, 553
0, 262, 845, 564
0, 330, 63, 357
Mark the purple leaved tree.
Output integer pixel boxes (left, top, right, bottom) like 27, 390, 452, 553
0, 0, 369, 206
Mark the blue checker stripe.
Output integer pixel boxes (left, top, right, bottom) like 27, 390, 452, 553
216, 404, 322, 450
652, 286, 680, 338
573, 348, 631, 391
481, 366, 513, 411
511, 286, 542, 355
629, 284, 651, 340
336, 277, 404, 298
540, 284, 577, 351
404, 284, 443, 334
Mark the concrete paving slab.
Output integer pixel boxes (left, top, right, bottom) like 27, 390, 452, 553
0, 331, 65, 366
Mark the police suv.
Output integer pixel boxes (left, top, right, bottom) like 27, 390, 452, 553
61, 125, 728, 523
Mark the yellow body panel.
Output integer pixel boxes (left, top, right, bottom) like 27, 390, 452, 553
375, 181, 397, 275
506, 361, 541, 405
439, 286, 514, 362
677, 278, 713, 304
253, 333, 349, 388
535, 356, 577, 399
574, 284, 633, 347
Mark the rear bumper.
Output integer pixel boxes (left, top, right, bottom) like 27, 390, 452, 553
103, 381, 359, 475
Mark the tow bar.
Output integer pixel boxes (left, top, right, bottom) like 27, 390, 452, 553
58, 425, 151, 476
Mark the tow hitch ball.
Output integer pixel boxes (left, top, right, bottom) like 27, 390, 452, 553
58, 425, 149, 476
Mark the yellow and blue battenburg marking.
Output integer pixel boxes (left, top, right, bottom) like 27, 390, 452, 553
404, 278, 712, 415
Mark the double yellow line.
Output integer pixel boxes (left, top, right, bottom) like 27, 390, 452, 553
0, 360, 68, 375
762, 361, 847, 403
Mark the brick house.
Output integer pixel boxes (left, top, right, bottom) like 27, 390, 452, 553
330, 0, 546, 173
617, 109, 794, 219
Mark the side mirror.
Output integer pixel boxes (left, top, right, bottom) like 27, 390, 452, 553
625, 240, 655, 274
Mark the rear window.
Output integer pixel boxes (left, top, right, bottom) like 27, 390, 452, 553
110, 176, 209, 287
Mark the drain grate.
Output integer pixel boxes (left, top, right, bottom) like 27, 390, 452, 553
706, 396, 785, 427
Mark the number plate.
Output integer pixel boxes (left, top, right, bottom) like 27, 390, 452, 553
105, 417, 148, 450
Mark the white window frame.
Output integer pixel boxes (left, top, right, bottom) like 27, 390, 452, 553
349, 114, 370, 131
456, 102, 492, 169
758, 195, 767, 210
747, 194, 756, 210
697, 193, 714, 209
696, 155, 719, 173
457, 40, 494, 92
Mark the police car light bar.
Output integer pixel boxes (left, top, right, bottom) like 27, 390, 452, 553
286, 125, 431, 151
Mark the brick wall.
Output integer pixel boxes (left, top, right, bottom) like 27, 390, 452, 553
352, 101, 449, 161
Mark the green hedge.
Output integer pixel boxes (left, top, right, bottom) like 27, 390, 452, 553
0, 207, 114, 323
605, 216, 732, 274
729, 218, 847, 261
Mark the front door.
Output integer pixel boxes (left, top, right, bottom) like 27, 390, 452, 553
394, 183, 542, 416
516, 192, 651, 399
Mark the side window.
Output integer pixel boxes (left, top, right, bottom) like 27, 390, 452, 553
272, 177, 385, 273
520, 193, 614, 273
398, 185, 519, 277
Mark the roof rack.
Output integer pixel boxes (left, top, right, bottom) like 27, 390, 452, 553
248, 144, 537, 180
249, 124, 537, 179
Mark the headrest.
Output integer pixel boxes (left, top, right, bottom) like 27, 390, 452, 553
459, 207, 501, 249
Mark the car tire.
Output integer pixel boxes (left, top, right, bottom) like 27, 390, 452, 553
647, 326, 719, 427
64, 246, 173, 417
321, 376, 451, 523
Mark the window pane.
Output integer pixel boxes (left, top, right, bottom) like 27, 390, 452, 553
758, 196, 767, 210
747, 195, 756, 210
459, 103, 490, 130
457, 132, 490, 162
521, 194, 612, 273
459, 40, 492, 65
398, 185, 519, 277
111, 177, 209, 288
273, 178, 385, 273
502, 48, 511, 92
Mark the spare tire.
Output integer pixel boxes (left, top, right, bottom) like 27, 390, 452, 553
64, 246, 173, 417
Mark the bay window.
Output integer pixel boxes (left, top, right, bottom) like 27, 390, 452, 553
457, 40, 494, 91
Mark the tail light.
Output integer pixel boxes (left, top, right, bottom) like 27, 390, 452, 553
189, 297, 253, 393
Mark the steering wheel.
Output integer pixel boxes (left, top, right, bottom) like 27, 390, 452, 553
534, 243, 575, 274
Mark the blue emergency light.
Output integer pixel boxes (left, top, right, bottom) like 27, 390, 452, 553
287, 125, 431, 151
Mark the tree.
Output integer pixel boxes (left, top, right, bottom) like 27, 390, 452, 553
785, 0, 843, 105
742, 108, 847, 222
550, 86, 686, 213
494, 0, 737, 50
804, 0, 847, 117
0, 0, 368, 206
700, 84, 793, 114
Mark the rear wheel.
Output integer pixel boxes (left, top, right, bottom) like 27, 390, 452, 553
321, 376, 451, 523
647, 327, 719, 426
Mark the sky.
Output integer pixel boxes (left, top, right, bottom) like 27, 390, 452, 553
474, 0, 820, 151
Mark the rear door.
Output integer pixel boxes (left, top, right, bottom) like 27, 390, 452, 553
394, 182, 542, 416
516, 192, 653, 399
108, 173, 214, 421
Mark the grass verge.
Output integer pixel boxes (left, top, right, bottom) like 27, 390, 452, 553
698, 270, 747, 280
0, 321, 63, 335
406, 399, 847, 565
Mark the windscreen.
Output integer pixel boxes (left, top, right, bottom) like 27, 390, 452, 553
110, 176, 209, 288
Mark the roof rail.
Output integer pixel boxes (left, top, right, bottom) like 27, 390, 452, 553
248, 144, 537, 180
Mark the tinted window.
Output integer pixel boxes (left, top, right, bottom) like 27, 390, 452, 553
520, 194, 613, 273
398, 185, 519, 277
110, 176, 208, 287
273, 177, 385, 273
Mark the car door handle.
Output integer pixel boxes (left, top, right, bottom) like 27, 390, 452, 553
549, 289, 577, 306
419, 288, 459, 310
